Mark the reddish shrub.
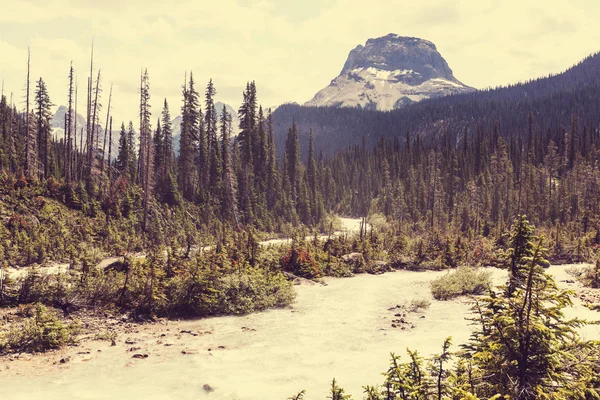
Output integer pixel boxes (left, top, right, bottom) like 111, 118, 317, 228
280, 247, 320, 279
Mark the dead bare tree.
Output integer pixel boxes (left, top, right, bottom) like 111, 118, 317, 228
24, 47, 32, 175
87, 69, 101, 183
107, 115, 113, 183
65, 62, 74, 182
73, 81, 79, 180
139, 69, 153, 232
101, 83, 113, 175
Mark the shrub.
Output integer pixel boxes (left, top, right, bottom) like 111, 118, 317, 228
164, 259, 222, 316
408, 298, 431, 312
321, 260, 354, 277
216, 267, 295, 314
340, 252, 367, 273
2, 303, 79, 353
367, 213, 390, 233
94, 330, 118, 344
568, 261, 600, 288
430, 267, 492, 300
280, 247, 320, 279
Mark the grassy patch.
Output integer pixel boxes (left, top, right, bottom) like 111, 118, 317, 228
567, 263, 600, 288
430, 267, 492, 300
408, 298, 431, 312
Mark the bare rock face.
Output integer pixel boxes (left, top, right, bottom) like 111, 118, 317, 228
306, 34, 474, 110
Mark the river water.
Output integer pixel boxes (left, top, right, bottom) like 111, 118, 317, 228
1, 261, 598, 400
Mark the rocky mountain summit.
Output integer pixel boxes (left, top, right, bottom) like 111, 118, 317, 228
306, 34, 474, 110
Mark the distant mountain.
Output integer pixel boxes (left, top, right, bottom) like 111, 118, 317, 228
306, 34, 473, 111
171, 102, 238, 154
51, 102, 239, 157
275, 51, 600, 158
50, 105, 120, 158
51, 105, 86, 131
215, 101, 239, 128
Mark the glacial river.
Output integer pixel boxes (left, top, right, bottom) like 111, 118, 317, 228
0, 221, 598, 400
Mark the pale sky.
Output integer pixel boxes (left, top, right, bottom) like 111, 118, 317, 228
0, 0, 599, 125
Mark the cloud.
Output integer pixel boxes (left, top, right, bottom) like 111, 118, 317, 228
508, 49, 536, 60
538, 16, 577, 35
412, 2, 461, 26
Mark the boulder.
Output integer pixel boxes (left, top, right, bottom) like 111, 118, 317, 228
293, 277, 317, 286
341, 253, 362, 263
203, 384, 215, 393
368, 260, 390, 275
341, 252, 366, 273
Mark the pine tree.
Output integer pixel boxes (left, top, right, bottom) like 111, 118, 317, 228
220, 105, 237, 224
285, 121, 300, 203
236, 82, 258, 222
265, 108, 279, 210
117, 122, 129, 175
139, 69, 153, 231
307, 128, 317, 224
0, 94, 7, 169
34, 78, 53, 179
153, 118, 163, 187
126, 121, 137, 181
256, 106, 267, 191
238, 82, 257, 168
465, 216, 598, 399
161, 99, 173, 177
327, 378, 351, 400
179, 72, 200, 201
569, 111, 578, 169
506, 215, 543, 296
205, 79, 221, 199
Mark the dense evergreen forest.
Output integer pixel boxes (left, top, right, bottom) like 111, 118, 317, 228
0, 49, 332, 268
0, 49, 599, 269
318, 110, 600, 261
272, 52, 600, 263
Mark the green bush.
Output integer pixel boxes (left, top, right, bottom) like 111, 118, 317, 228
2, 303, 79, 353
430, 267, 492, 300
408, 298, 431, 312
367, 213, 390, 233
568, 261, 600, 288
321, 260, 354, 277
216, 267, 295, 314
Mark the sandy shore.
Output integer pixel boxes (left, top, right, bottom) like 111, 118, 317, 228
1, 264, 598, 400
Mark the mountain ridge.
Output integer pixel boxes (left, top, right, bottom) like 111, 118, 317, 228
51, 102, 239, 156
306, 34, 474, 110
276, 51, 600, 158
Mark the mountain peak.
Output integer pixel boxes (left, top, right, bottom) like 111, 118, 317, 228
307, 34, 474, 111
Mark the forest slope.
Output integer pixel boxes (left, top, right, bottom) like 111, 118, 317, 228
274, 52, 600, 158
